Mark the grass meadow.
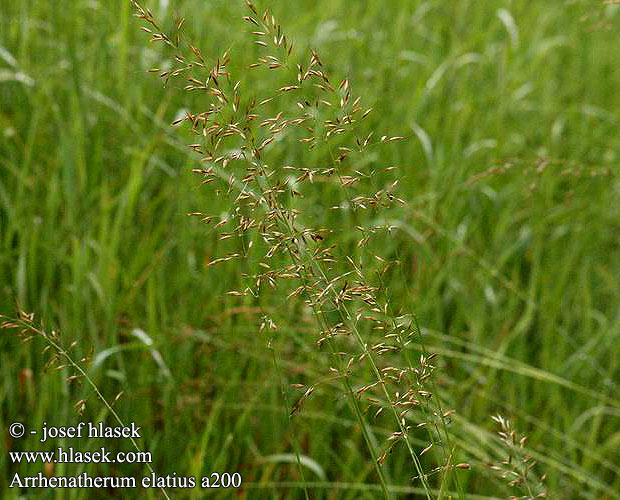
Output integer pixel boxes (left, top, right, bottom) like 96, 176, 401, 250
1, 0, 620, 498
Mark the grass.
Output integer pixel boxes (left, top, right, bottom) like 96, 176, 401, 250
1, 0, 620, 498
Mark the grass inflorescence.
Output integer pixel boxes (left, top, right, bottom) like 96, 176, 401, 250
131, 1, 467, 496
2, 0, 620, 498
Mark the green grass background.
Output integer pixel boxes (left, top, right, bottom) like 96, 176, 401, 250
1, 0, 620, 498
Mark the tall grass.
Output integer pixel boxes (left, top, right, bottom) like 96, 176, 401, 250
132, 0, 479, 495
1, 0, 620, 498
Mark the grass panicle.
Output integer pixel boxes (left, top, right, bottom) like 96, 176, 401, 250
0, 310, 171, 500
131, 1, 469, 497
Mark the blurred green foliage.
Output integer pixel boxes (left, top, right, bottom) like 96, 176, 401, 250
1, 0, 620, 498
